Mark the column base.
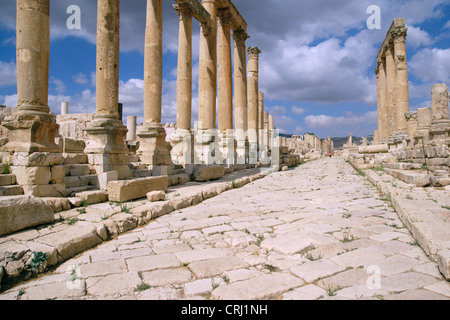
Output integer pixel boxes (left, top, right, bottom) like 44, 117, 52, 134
219, 132, 237, 166
429, 120, 450, 146
137, 123, 172, 166
84, 117, 131, 179
170, 129, 194, 166
1, 112, 61, 153
194, 129, 222, 165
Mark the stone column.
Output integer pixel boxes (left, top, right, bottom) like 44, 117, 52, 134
1, 0, 60, 154
429, 83, 450, 145
217, 8, 235, 165
198, 0, 217, 131
84, 0, 130, 179
263, 111, 269, 149
258, 92, 266, 153
127, 116, 137, 141
392, 25, 409, 135
195, 0, 219, 165
232, 29, 249, 164
171, 3, 193, 166
376, 58, 389, 142
247, 47, 261, 164
1, 0, 67, 197
61, 102, 69, 115
137, 0, 171, 172
385, 45, 397, 137
268, 114, 274, 149
217, 8, 233, 134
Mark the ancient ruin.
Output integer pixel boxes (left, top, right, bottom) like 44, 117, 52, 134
0, 2, 449, 301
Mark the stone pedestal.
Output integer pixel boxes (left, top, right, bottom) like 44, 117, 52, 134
413, 107, 432, 147
137, 124, 172, 167
429, 83, 450, 146
170, 129, 194, 166
219, 131, 236, 166
194, 127, 222, 166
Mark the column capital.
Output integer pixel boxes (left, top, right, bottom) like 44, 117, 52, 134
217, 8, 231, 27
173, 3, 193, 19
232, 29, 249, 45
248, 46, 261, 59
391, 26, 407, 44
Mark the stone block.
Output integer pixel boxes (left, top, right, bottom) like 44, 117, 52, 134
12, 152, 64, 167
62, 138, 85, 153
0, 174, 16, 186
0, 196, 55, 236
50, 165, 65, 184
64, 176, 82, 188
193, 165, 225, 182
41, 197, 71, 213
12, 166, 51, 185
80, 175, 99, 187
0, 185, 24, 196
98, 171, 118, 190
36, 223, 102, 262
107, 176, 169, 203
69, 164, 91, 177
147, 190, 166, 202
62, 153, 88, 165
22, 184, 68, 198
74, 190, 108, 205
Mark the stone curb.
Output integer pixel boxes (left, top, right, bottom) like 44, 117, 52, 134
364, 169, 450, 281
0, 166, 277, 292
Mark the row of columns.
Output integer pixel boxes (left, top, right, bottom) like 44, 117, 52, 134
375, 18, 409, 144
3, 0, 277, 176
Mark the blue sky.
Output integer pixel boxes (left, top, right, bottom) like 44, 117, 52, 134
0, 0, 449, 139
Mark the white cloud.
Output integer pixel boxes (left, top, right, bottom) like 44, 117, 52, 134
406, 25, 434, 48
73, 72, 89, 85
291, 106, 306, 115
409, 48, 450, 84
0, 60, 16, 87
49, 77, 67, 94
305, 111, 378, 129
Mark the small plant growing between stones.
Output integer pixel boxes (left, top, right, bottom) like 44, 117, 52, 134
76, 208, 86, 214
406, 195, 414, 200
442, 206, 450, 210
342, 213, 352, 219
372, 165, 384, 172
340, 232, 356, 243
263, 264, 278, 272
27, 251, 49, 273
3, 162, 11, 174
222, 274, 230, 283
324, 284, 343, 296
211, 278, 220, 290
305, 252, 322, 261
67, 218, 81, 225
81, 200, 89, 207
255, 234, 265, 246
135, 283, 151, 292
120, 203, 130, 214
17, 289, 25, 299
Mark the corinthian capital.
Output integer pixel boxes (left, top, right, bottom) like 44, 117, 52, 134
232, 29, 249, 45
247, 46, 262, 59
173, 3, 193, 19
391, 26, 407, 43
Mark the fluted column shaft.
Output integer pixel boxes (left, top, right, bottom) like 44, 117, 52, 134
16, 0, 50, 114
247, 47, 261, 150
217, 8, 233, 134
233, 29, 249, 135
198, 0, 217, 130
385, 46, 397, 136
392, 26, 409, 133
144, 0, 163, 125
175, 3, 193, 131
96, 0, 120, 119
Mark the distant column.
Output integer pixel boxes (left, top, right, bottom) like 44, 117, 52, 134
247, 46, 261, 163
127, 116, 137, 141
61, 102, 69, 115
392, 25, 409, 133
385, 45, 397, 136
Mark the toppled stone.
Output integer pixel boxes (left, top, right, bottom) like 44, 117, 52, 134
147, 190, 166, 202
0, 196, 54, 236
74, 190, 108, 205
41, 197, 71, 213
108, 176, 169, 203
194, 165, 225, 182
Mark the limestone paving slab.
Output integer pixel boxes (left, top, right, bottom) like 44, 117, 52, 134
1, 158, 449, 300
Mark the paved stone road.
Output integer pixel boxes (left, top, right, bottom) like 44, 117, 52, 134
1, 157, 449, 300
